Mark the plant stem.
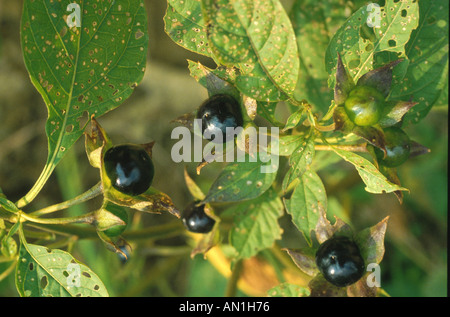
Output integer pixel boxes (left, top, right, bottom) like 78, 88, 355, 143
225, 259, 243, 297
19, 211, 96, 225
29, 181, 102, 217
0, 258, 17, 282
16, 163, 55, 209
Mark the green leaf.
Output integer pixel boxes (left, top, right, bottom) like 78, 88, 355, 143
355, 216, 389, 265
187, 60, 240, 99
282, 134, 315, 190
330, 146, 408, 194
282, 108, 305, 132
0, 190, 19, 214
290, 1, 335, 113
164, 0, 212, 58
203, 155, 278, 203
278, 135, 304, 156
267, 282, 310, 297
390, 0, 449, 123
326, 0, 419, 87
202, 0, 299, 101
283, 170, 327, 245
15, 243, 108, 297
20, 0, 148, 191
227, 189, 284, 261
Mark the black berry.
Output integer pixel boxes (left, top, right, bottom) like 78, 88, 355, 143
315, 236, 365, 287
103, 144, 154, 196
196, 94, 243, 143
182, 202, 215, 234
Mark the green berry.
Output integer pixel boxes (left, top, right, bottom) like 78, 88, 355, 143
375, 127, 411, 167
344, 85, 385, 126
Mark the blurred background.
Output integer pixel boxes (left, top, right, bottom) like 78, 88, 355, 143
0, 0, 447, 297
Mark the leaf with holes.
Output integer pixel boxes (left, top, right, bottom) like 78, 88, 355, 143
325, 0, 419, 88
226, 189, 284, 261
389, 0, 449, 123
283, 170, 327, 246
15, 243, 108, 297
330, 146, 408, 194
20, 0, 148, 197
202, 0, 299, 101
290, 0, 336, 113
202, 155, 278, 204
164, 0, 213, 58
267, 282, 310, 297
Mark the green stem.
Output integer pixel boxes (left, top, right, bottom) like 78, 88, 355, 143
16, 163, 55, 209
29, 181, 102, 217
0, 258, 17, 282
225, 259, 243, 297
19, 211, 96, 225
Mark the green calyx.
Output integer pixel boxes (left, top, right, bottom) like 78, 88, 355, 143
95, 202, 129, 237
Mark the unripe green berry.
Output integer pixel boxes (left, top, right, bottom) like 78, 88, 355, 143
344, 85, 385, 126
375, 127, 411, 167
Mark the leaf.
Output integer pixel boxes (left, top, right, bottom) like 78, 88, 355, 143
283, 170, 327, 245
326, 0, 419, 87
277, 135, 304, 156
282, 134, 315, 190
333, 53, 355, 107
282, 108, 305, 132
390, 0, 449, 123
330, 146, 408, 194
256, 101, 282, 127
187, 60, 239, 98
227, 189, 284, 261
203, 156, 278, 203
15, 243, 108, 297
105, 187, 181, 218
0, 190, 19, 214
184, 167, 206, 201
20, 0, 148, 181
378, 100, 418, 128
314, 201, 352, 245
290, 1, 336, 113
308, 274, 347, 297
267, 282, 310, 297
202, 0, 299, 101
164, 0, 212, 58
284, 248, 317, 277
354, 216, 389, 265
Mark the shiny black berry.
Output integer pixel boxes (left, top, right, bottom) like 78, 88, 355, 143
315, 236, 365, 287
182, 202, 215, 234
103, 144, 154, 196
196, 94, 243, 143
375, 127, 411, 168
